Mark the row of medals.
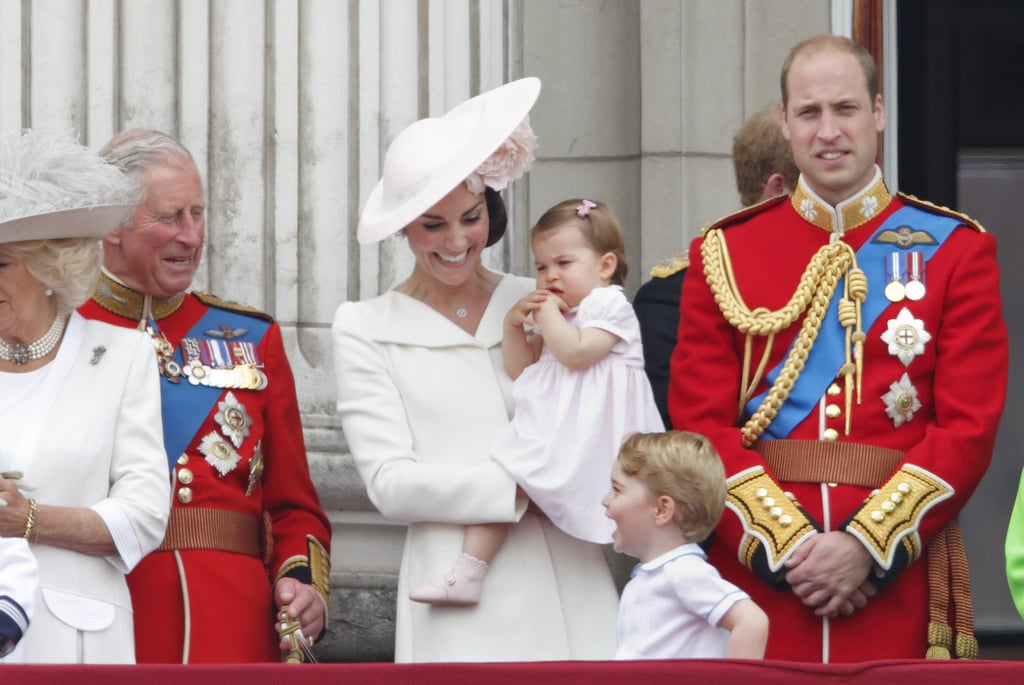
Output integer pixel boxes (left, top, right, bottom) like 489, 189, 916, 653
884, 251, 926, 303
148, 326, 268, 389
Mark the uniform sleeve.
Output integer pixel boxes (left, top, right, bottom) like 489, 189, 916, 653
332, 302, 521, 525
670, 234, 819, 586
99, 330, 173, 572
633, 272, 684, 428
843, 228, 1007, 582
0, 538, 36, 657
256, 322, 332, 590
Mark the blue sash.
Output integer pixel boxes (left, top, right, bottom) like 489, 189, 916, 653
744, 206, 960, 439
159, 307, 269, 470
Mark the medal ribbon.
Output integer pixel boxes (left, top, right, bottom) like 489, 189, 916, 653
158, 308, 270, 470
744, 206, 961, 439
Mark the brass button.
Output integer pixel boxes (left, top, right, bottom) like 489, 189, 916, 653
825, 404, 841, 419
177, 487, 193, 504
823, 428, 839, 441
177, 468, 194, 485
177, 453, 189, 466
826, 383, 842, 396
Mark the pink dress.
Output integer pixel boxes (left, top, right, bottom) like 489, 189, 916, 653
492, 285, 664, 543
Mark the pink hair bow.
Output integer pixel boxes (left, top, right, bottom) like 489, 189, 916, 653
576, 199, 597, 218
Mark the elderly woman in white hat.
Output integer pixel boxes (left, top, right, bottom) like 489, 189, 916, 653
0, 130, 170, 663
332, 78, 618, 662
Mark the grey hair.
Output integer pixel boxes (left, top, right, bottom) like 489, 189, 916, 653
0, 129, 136, 223
98, 129, 197, 227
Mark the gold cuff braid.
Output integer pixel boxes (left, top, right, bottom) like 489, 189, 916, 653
275, 535, 331, 611
726, 467, 816, 572
846, 464, 953, 570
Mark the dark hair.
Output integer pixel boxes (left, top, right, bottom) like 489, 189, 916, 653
484, 187, 507, 247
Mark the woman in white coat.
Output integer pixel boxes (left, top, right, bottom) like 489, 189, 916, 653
0, 130, 171, 663
332, 78, 618, 662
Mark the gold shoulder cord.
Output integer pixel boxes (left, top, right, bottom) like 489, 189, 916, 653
701, 229, 866, 446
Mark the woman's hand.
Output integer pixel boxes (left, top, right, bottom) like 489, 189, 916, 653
0, 474, 32, 538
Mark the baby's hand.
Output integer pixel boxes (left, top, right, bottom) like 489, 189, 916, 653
539, 291, 568, 313
505, 290, 549, 328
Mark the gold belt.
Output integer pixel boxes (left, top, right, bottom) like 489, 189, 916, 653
754, 439, 904, 488
156, 507, 260, 557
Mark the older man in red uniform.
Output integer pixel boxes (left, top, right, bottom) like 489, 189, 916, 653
669, 34, 1007, 662
79, 129, 331, 663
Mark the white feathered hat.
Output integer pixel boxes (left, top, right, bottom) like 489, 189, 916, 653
0, 129, 135, 244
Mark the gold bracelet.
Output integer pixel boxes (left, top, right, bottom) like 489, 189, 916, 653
23, 498, 39, 541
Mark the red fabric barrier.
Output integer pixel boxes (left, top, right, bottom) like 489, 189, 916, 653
3, 659, 1024, 684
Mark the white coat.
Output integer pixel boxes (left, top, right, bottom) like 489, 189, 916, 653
333, 273, 618, 662
0, 313, 171, 663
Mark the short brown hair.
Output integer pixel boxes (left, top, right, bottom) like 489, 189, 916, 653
732, 105, 800, 207
530, 199, 627, 285
616, 431, 725, 543
780, 34, 878, 108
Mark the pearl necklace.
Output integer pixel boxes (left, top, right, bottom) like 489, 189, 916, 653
0, 314, 67, 365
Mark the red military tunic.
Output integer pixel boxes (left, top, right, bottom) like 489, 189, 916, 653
80, 273, 331, 663
669, 172, 1008, 662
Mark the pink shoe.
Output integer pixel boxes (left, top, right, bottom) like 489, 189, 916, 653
409, 553, 489, 605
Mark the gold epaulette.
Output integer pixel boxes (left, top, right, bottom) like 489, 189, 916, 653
193, 290, 274, 323
844, 464, 954, 570
699, 195, 789, 238
648, 252, 689, 279
725, 466, 817, 573
897, 192, 986, 232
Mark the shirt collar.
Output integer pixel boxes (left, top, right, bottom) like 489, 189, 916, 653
789, 165, 892, 235
92, 269, 186, 321
630, 543, 706, 578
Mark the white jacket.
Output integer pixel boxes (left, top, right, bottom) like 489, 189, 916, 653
2, 313, 170, 663
333, 273, 617, 662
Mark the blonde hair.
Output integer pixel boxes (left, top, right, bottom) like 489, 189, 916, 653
1, 238, 102, 314
617, 431, 726, 542
530, 199, 627, 285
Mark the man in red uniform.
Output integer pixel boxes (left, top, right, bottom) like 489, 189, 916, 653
669, 34, 1008, 662
79, 129, 331, 663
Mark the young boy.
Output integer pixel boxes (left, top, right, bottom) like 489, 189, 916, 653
602, 431, 768, 659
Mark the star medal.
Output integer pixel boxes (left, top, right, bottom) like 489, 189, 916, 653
199, 431, 242, 476
882, 373, 921, 428
881, 307, 932, 367
246, 441, 264, 497
215, 391, 252, 448
905, 252, 926, 301
884, 252, 906, 303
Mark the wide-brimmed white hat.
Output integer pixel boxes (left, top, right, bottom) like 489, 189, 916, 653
358, 77, 541, 244
0, 129, 135, 244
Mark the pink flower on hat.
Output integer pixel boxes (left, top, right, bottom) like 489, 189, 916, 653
465, 116, 539, 194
